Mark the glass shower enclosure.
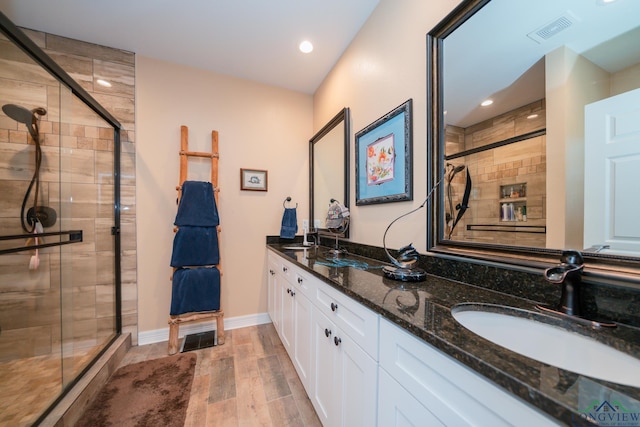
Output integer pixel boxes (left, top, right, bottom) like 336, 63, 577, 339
0, 13, 121, 426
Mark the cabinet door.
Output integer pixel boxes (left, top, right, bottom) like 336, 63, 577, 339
280, 279, 295, 357
379, 318, 561, 426
315, 281, 379, 359
378, 368, 445, 427
293, 289, 313, 392
337, 329, 378, 427
312, 309, 339, 427
267, 257, 279, 328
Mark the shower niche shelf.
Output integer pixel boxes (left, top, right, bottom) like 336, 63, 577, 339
499, 182, 527, 222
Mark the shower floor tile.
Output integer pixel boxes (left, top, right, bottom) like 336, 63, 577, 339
0, 347, 100, 426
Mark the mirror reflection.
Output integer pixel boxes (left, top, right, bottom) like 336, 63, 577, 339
438, 0, 640, 257
310, 108, 350, 237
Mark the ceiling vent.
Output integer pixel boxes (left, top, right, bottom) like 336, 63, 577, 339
527, 11, 579, 44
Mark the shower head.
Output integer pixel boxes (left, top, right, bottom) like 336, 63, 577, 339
2, 104, 47, 141
3, 104, 34, 125
446, 163, 466, 182
2, 103, 46, 124
3, 103, 52, 232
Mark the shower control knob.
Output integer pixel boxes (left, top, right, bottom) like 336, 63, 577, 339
331, 302, 338, 312
334, 336, 341, 346
325, 328, 331, 337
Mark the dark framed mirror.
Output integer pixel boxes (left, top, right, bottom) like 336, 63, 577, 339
427, 0, 640, 280
310, 108, 350, 237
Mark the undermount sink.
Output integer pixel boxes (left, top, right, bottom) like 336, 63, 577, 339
451, 304, 640, 388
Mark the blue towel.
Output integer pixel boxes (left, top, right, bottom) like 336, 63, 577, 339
170, 226, 219, 267
170, 267, 221, 316
175, 181, 219, 226
280, 207, 297, 239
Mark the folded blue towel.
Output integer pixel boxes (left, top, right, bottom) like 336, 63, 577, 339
280, 207, 297, 239
170, 267, 221, 316
170, 226, 219, 267
175, 181, 219, 227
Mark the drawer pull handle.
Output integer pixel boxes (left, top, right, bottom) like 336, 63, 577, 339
334, 336, 341, 346
290, 290, 295, 297
269, 269, 275, 275
286, 288, 290, 294
325, 328, 331, 337
282, 266, 288, 272
331, 302, 338, 312
297, 277, 303, 284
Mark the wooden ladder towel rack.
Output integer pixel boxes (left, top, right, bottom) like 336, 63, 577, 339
168, 125, 225, 355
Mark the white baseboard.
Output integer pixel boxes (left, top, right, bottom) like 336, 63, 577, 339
138, 312, 272, 346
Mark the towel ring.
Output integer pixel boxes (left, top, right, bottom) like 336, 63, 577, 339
283, 196, 298, 208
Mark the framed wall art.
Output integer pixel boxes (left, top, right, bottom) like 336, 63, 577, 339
355, 99, 413, 205
240, 168, 268, 191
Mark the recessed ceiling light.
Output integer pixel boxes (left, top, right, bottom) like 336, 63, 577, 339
299, 40, 313, 53
480, 99, 493, 107
527, 114, 539, 119
96, 79, 112, 87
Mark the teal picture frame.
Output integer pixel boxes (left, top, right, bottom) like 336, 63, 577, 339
355, 99, 413, 205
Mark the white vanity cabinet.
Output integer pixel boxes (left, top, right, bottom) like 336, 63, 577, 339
268, 250, 563, 427
268, 253, 315, 390
311, 304, 378, 427
290, 269, 315, 390
267, 256, 281, 332
378, 318, 561, 426
267, 251, 378, 427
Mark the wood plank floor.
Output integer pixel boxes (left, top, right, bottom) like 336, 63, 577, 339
119, 323, 322, 427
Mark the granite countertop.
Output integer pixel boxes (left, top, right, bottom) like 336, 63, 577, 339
267, 243, 640, 426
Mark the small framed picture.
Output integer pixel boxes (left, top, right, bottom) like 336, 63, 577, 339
240, 168, 268, 191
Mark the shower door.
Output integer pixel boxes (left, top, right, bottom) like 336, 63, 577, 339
0, 17, 120, 426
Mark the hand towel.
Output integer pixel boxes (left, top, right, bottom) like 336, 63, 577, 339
170, 267, 221, 316
280, 207, 297, 239
170, 226, 219, 267
175, 181, 219, 227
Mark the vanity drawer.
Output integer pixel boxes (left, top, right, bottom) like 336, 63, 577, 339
292, 268, 316, 300
315, 281, 379, 359
276, 256, 295, 282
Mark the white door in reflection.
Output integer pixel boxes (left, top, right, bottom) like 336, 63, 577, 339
584, 88, 640, 255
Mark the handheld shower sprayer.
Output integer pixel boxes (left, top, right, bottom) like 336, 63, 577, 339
445, 162, 471, 239
2, 103, 56, 232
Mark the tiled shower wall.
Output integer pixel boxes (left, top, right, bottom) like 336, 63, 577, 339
1, 28, 138, 345
445, 100, 547, 247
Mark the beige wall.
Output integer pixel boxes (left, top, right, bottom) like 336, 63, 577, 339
313, 0, 460, 253
545, 46, 610, 250
136, 56, 312, 333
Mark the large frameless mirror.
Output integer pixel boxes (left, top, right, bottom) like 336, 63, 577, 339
427, 0, 640, 276
310, 108, 350, 238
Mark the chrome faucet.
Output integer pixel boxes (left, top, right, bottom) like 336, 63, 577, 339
303, 228, 318, 247
543, 250, 584, 316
